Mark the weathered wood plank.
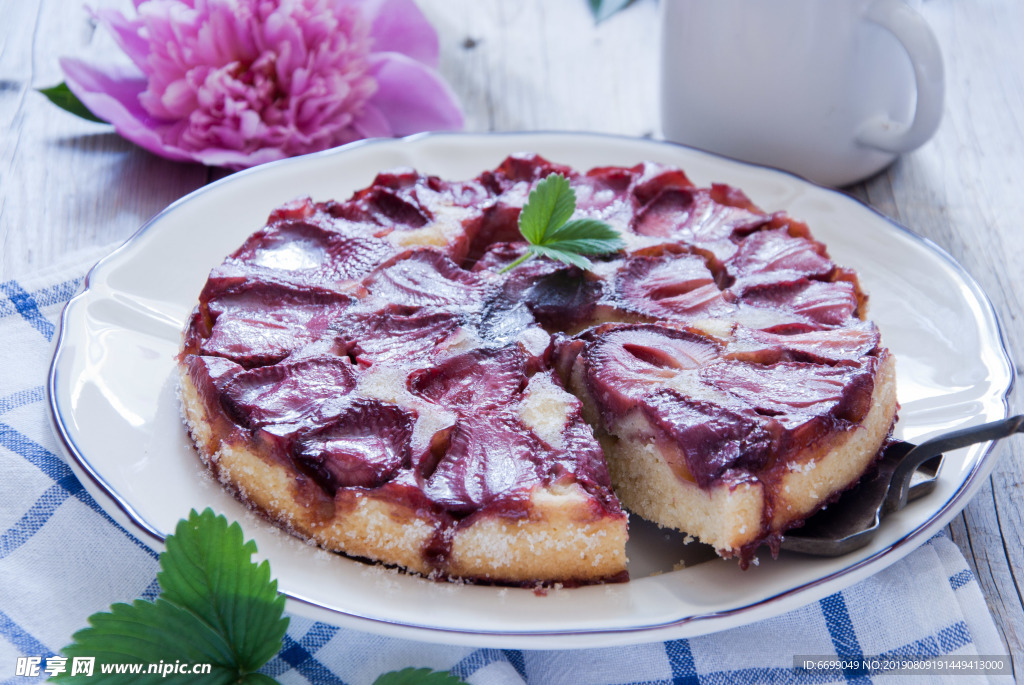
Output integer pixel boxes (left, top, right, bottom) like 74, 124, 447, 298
859, 0, 1024, 666
0, 0, 208, 280
423, 0, 659, 135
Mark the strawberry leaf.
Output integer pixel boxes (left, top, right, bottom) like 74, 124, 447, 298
158, 509, 288, 672
517, 173, 576, 244
50, 509, 288, 684
374, 667, 469, 685
545, 218, 626, 254
502, 173, 624, 273
53, 599, 237, 684
528, 244, 595, 270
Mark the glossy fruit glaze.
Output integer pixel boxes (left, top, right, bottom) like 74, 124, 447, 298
180, 153, 889, 569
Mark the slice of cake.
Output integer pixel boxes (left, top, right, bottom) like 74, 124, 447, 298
556, 323, 896, 565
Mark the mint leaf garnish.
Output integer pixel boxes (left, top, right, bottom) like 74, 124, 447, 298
52, 508, 288, 684
38, 82, 107, 124
501, 173, 625, 273
374, 667, 470, 685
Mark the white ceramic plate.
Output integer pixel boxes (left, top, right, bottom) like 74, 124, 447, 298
48, 132, 1013, 648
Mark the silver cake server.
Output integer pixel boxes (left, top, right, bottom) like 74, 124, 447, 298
780, 414, 1024, 556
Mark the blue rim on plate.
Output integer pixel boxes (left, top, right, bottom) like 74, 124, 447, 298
46, 131, 1015, 648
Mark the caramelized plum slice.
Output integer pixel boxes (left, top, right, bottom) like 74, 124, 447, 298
294, 399, 415, 494
734, 278, 860, 326
548, 410, 623, 512
229, 221, 395, 283
332, 305, 464, 367
611, 253, 728, 319
409, 346, 528, 409
466, 154, 579, 263
571, 169, 634, 219
486, 254, 604, 330
477, 299, 539, 348
579, 325, 722, 418
570, 162, 695, 228
333, 182, 432, 229
725, 323, 880, 365
364, 250, 489, 308
185, 355, 243, 406
463, 205, 525, 266
726, 229, 834, 282
522, 269, 603, 329
197, 261, 357, 302
424, 411, 546, 514
474, 298, 550, 366
266, 196, 317, 223
629, 162, 696, 206
701, 359, 876, 427
221, 355, 357, 432
630, 187, 768, 265
471, 242, 526, 273
642, 389, 775, 488
484, 153, 577, 189
200, 288, 351, 368
328, 171, 486, 261
787, 280, 861, 324
709, 183, 761, 212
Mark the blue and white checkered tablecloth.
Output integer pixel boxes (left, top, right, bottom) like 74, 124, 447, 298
0, 247, 1013, 685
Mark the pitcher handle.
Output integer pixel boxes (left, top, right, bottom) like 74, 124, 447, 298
857, 0, 945, 153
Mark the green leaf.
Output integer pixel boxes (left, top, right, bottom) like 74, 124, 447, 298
503, 173, 624, 274
37, 82, 106, 124
158, 509, 288, 672
52, 599, 239, 684
546, 218, 627, 254
517, 173, 576, 245
51, 508, 288, 684
588, 0, 635, 23
528, 244, 595, 271
374, 667, 470, 685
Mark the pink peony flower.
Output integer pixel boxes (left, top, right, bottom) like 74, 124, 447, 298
61, 0, 464, 169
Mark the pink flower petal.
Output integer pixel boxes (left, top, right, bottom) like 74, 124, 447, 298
356, 0, 439, 67
351, 101, 394, 139
365, 52, 463, 136
59, 57, 194, 162
91, 8, 151, 71
59, 0, 462, 169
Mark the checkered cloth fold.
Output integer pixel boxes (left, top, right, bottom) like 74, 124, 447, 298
0, 247, 1012, 685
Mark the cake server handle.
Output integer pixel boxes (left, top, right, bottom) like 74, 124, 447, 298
883, 414, 1024, 514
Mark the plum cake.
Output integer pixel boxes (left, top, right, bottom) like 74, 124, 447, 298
178, 154, 897, 584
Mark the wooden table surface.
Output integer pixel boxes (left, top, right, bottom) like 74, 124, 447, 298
2, 0, 1021, 672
